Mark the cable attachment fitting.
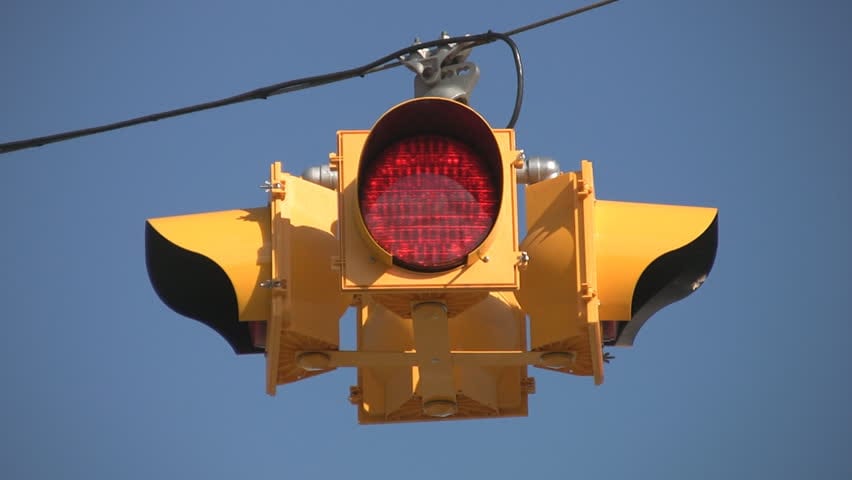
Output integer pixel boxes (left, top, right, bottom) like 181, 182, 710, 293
301, 164, 338, 190
401, 32, 480, 104
516, 157, 561, 185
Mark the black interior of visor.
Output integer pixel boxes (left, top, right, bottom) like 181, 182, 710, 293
612, 214, 719, 346
145, 222, 262, 354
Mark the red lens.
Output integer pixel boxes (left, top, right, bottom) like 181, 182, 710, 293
359, 134, 500, 272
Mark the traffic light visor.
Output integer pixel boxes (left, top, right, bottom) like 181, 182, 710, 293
145, 208, 270, 354
596, 200, 718, 345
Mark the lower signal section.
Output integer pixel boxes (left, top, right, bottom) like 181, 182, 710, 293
352, 293, 530, 424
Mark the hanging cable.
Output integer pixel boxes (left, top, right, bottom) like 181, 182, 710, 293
0, 0, 619, 155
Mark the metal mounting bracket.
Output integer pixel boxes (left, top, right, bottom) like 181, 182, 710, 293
401, 32, 480, 103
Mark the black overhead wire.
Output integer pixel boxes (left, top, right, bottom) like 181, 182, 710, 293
0, 0, 618, 155
491, 32, 524, 130
503, 0, 619, 36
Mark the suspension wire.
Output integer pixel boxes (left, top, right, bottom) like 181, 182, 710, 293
504, 0, 620, 36
0, 0, 619, 155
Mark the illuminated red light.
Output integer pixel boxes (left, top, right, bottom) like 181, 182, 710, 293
359, 134, 499, 272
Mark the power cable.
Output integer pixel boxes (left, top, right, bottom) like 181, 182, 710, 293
0, 0, 619, 155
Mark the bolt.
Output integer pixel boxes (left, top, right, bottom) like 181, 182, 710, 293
518, 251, 530, 269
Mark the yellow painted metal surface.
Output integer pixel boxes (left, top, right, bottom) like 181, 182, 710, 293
146, 207, 272, 322
577, 161, 604, 384
517, 160, 718, 384
334, 97, 521, 295
147, 151, 717, 423
411, 302, 456, 416
354, 292, 529, 424
595, 199, 717, 321
146, 99, 718, 423
265, 162, 353, 394
516, 160, 604, 383
303, 350, 569, 368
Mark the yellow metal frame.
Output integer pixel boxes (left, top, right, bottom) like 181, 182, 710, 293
264, 162, 353, 394
148, 144, 717, 423
577, 161, 604, 384
517, 160, 604, 384
345, 292, 534, 424
298, 350, 574, 368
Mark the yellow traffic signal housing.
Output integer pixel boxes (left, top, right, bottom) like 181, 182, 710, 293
145, 98, 717, 425
145, 162, 351, 393
334, 97, 522, 299
516, 160, 718, 384
516, 161, 604, 382
321, 97, 536, 423
352, 292, 530, 424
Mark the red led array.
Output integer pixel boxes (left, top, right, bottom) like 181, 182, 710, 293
359, 134, 499, 271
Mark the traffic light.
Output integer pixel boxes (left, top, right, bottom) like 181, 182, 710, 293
145, 97, 717, 424
334, 97, 521, 296
145, 163, 352, 394
516, 160, 718, 384
331, 97, 532, 422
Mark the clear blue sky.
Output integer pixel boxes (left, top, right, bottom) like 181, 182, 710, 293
2, 1, 850, 478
